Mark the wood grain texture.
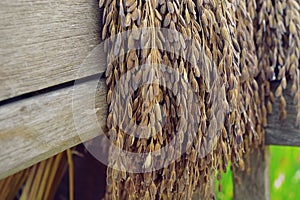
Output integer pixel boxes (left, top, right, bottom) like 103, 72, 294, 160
0, 0, 103, 101
0, 76, 107, 180
233, 147, 270, 200
265, 82, 300, 146
0, 79, 299, 181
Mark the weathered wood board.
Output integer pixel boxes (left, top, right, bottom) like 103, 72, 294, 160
233, 147, 270, 200
1, 79, 300, 180
0, 0, 102, 101
0, 76, 107, 180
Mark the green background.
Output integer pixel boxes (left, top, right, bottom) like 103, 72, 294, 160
216, 146, 300, 199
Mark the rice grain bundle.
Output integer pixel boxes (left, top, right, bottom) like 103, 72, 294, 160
99, 0, 299, 199
253, 0, 300, 123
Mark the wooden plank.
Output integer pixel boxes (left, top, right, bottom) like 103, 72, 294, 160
0, 77, 299, 180
265, 82, 300, 146
0, 76, 107, 180
233, 147, 270, 200
192, 177, 215, 199
0, 0, 103, 101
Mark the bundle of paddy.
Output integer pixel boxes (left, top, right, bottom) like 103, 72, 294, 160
251, 0, 300, 123
99, 0, 274, 199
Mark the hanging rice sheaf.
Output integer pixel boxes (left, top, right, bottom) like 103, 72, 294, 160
252, 0, 300, 123
99, 0, 300, 199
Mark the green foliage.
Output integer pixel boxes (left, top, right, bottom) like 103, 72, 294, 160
215, 165, 233, 200
269, 146, 300, 200
216, 147, 300, 200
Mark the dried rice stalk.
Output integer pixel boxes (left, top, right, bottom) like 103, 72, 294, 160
67, 149, 74, 200
0, 168, 30, 200
0, 150, 69, 200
